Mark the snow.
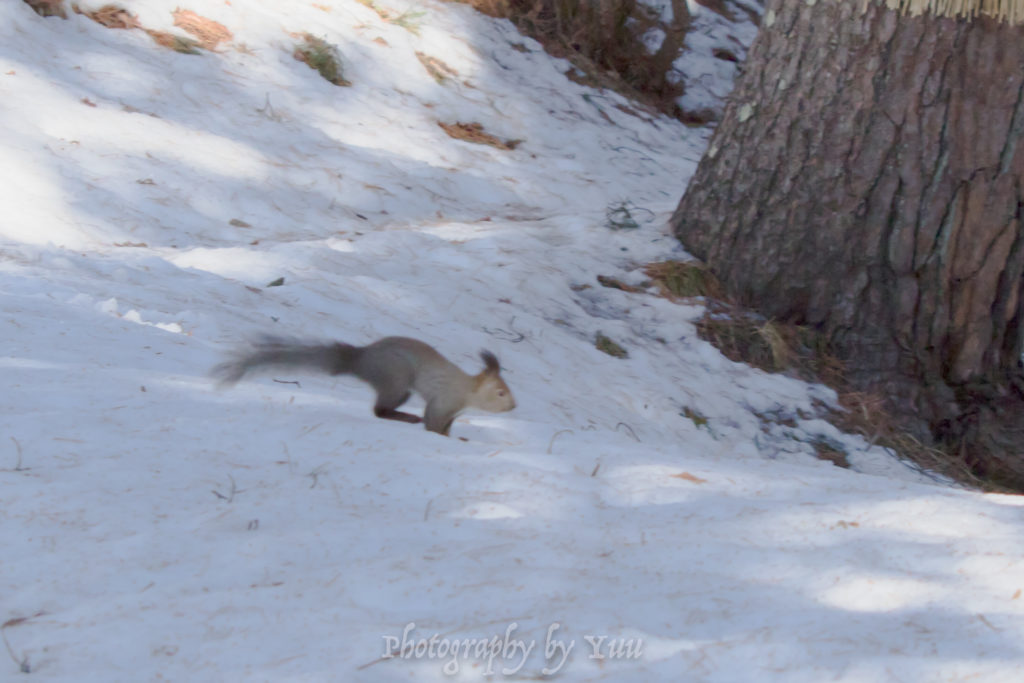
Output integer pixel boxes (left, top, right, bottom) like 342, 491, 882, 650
673, 0, 762, 119
2, 0, 1024, 680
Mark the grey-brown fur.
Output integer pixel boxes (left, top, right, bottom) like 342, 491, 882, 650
212, 336, 515, 436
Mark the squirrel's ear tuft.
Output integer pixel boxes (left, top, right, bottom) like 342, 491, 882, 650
480, 350, 500, 373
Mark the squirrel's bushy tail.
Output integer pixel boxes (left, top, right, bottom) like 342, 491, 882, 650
211, 336, 360, 388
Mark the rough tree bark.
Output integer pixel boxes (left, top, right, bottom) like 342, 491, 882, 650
671, 0, 1024, 485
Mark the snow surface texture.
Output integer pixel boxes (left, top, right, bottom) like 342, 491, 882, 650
641, 0, 762, 120
2, 1, 1024, 681
673, 0, 762, 119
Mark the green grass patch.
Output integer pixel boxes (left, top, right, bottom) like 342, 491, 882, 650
294, 34, 351, 86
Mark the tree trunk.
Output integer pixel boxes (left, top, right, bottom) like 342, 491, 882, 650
645, 0, 690, 99
671, 0, 1024, 485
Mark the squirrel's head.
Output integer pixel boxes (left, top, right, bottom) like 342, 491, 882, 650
471, 350, 516, 413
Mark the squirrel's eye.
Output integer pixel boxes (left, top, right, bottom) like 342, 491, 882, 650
498, 390, 506, 396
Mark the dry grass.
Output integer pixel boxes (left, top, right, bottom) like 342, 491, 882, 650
595, 260, 721, 302
23, 0, 66, 18
294, 34, 351, 86
830, 391, 1013, 491
73, 4, 203, 54
697, 311, 781, 372
648, 260, 1019, 491
696, 306, 844, 385
644, 260, 722, 300
699, 305, 1015, 491
596, 274, 645, 294
74, 4, 140, 29
438, 121, 521, 150
697, 302, 1012, 490
416, 52, 459, 83
811, 439, 850, 468
146, 29, 201, 54
172, 9, 232, 51
593, 258, 839, 381
700, 306, 1006, 488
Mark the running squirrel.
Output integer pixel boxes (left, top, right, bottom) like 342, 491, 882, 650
212, 336, 515, 436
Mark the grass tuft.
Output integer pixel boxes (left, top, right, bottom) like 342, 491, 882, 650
682, 406, 708, 428
811, 439, 850, 468
146, 30, 202, 55
392, 8, 426, 34
695, 306, 843, 383
357, 0, 427, 33
595, 333, 628, 358
438, 121, 521, 150
697, 299, 1009, 491
294, 34, 351, 86
829, 392, 1011, 491
644, 260, 722, 300
172, 9, 232, 51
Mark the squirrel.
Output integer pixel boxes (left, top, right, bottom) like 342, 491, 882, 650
211, 336, 515, 436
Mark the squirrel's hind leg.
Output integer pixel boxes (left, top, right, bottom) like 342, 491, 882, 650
373, 390, 422, 424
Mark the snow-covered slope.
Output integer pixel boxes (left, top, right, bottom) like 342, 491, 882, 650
3, 1, 1024, 680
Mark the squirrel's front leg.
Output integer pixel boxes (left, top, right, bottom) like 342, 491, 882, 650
424, 400, 458, 436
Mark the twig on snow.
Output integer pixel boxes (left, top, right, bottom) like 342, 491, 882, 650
212, 474, 245, 502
